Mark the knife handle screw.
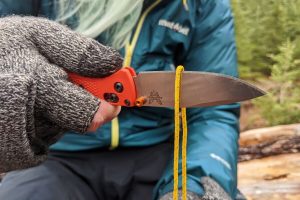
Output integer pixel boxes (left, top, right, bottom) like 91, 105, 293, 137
114, 82, 124, 93
104, 93, 119, 103
124, 99, 131, 106
110, 93, 119, 103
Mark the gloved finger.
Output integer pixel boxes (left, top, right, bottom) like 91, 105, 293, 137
36, 71, 100, 133
3, 16, 123, 77
35, 58, 122, 132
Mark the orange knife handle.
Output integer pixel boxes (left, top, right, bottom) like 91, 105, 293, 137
68, 67, 137, 107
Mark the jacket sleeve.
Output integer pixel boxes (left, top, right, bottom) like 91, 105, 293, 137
155, 0, 240, 199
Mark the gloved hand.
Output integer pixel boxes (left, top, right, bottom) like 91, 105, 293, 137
159, 177, 232, 200
0, 16, 123, 172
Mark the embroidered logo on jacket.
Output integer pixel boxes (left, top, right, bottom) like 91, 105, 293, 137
158, 19, 190, 36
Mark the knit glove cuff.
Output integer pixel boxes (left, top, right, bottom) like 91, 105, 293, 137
0, 75, 46, 172
159, 177, 232, 200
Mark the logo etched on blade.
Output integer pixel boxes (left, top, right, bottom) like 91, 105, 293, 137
149, 90, 163, 105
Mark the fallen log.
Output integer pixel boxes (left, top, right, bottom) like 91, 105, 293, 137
238, 124, 300, 161
239, 123, 300, 146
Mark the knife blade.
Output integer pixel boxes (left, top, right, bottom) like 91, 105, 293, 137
68, 67, 265, 108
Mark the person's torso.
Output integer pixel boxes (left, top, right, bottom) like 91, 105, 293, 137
54, 0, 199, 150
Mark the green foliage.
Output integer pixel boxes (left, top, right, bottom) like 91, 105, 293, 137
232, 0, 300, 79
254, 40, 300, 125
232, 0, 300, 125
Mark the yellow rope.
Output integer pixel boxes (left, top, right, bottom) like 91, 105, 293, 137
173, 65, 188, 200
173, 67, 181, 200
110, 118, 119, 149
181, 107, 188, 198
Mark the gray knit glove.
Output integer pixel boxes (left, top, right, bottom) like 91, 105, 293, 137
0, 16, 123, 172
159, 177, 232, 200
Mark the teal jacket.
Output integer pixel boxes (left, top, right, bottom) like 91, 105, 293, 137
0, 0, 240, 199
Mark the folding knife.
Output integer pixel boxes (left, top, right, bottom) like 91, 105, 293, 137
68, 67, 265, 108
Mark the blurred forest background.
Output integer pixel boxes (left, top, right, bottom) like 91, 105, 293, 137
232, 0, 300, 129
232, 1, 300, 199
